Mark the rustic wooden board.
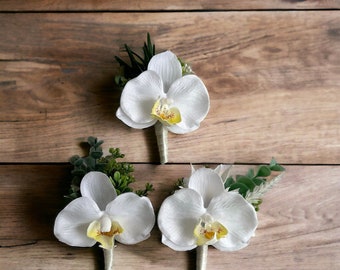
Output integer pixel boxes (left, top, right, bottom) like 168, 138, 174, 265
0, 164, 339, 269
0, 0, 339, 11
0, 12, 339, 164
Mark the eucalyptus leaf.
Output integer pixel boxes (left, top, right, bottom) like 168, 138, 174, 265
246, 168, 255, 178
66, 136, 154, 201
252, 177, 265, 186
270, 158, 285, 171
236, 176, 256, 191
229, 182, 249, 197
90, 150, 102, 159
256, 165, 271, 177
224, 176, 235, 189
225, 158, 285, 211
270, 164, 285, 171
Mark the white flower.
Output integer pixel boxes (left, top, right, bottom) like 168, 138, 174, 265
54, 171, 155, 250
158, 167, 258, 251
116, 50, 210, 134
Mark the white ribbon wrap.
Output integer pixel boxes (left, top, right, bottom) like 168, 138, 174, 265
196, 245, 208, 270
155, 122, 168, 164
104, 248, 114, 270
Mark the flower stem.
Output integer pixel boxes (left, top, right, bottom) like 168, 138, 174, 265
103, 248, 114, 270
155, 122, 168, 164
196, 245, 208, 270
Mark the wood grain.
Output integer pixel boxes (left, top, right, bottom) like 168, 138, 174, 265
1, 3, 339, 270
0, 0, 339, 11
0, 164, 339, 269
0, 11, 339, 164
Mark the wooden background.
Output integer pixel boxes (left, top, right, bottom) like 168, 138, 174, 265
0, 1, 339, 269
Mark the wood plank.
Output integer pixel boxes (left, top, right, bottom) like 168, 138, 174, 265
0, 0, 339, 11
0, 12, 339, 164
0, 164, 339, 269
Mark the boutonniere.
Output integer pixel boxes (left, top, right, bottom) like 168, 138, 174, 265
54, 137, 155, 270
115, 34, 210, 164
158, 159, 285, 269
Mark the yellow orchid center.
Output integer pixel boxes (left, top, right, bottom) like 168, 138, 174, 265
87, 215, 123, 250
193, 214, 228, 246
151, 98, 181, 125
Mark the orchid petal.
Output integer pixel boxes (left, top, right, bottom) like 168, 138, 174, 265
166, 121, 199, 134
116, 107, 157, 129
214, 164, 232, 183
147, 50, 182, 92
188, 168, 224, 207
120, 70, 164, 124
80, 172, 117, 211
54, 197, 102, 247
106, 193, 155, 245
207, 191, 258, 250
190, 164, 196, 174
158, 189, 205, 250
161, 235, 197, 251
213, 232, 250, 251
180, 164, 196, 188
167, 75, 209, 134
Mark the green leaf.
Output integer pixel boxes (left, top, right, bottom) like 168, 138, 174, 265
90, 150, 102, 159
114, 33, 156, 87
224, 158, 284, 211
252, 177, 266, 186
87, 136, 97, 146
224, 176, 235, 189
229, 182, 249, 197
73, 158, 84, 167
67, 137, 153, 201
236, 176, 256, 191
270, 158, 285, 171
94, 140, 104, 148
114, 171, 121, 181
252, 199, 263, 211
135, 182, 154, 197
69, 155, 80, 164
71, 168, 86, 176
246, 168, 255, 179
256, 165, 271, 177
114, 75, 128, 87
84, 156, 96, 170
270, 164, 285, 171
115, 56, 131, 69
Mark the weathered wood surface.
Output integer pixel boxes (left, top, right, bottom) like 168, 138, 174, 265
0, 11, 339, 164
0, 164, 339, 269
1, 4, 340, 270
0, 0, 339, 11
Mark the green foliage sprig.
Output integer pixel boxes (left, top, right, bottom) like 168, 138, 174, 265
114, 33, 194, 88
66, 136, 154, 200
174, 159, 284, 211
114, 33, 156, 88
225, 158, 285, 211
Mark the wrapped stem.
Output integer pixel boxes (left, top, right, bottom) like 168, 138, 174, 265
103, 248, 114, 270
196, 245, 208, 270
155, 122, 168, 164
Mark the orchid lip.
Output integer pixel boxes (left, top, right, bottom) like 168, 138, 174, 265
87, 214, 124, 250
151, 97, 181, 125
193, 213, 228, 246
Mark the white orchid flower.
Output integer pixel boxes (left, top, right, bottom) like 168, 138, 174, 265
54, 171, 155, 269
116, 50, 210, 164
158, 167, 258, 270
